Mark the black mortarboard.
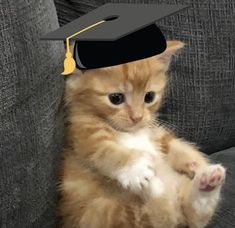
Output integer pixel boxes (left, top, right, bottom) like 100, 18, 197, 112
42, 3, 188, 75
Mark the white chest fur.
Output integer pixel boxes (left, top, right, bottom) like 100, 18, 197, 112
116, 128, 166, 197
117, 128, 159, 155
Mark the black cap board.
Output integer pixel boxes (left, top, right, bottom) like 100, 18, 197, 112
42, 3, 188, 74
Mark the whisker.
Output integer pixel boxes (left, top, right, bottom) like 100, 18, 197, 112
154, 118, 183, 134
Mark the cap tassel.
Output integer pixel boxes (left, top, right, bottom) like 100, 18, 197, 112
61, 20, 106, 75
62, 38, 76, 75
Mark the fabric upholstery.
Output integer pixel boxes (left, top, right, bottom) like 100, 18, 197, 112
54, 0, 235, 154
0, 0, 64, 227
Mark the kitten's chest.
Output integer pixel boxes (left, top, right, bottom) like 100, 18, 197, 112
117, 128, 161, 155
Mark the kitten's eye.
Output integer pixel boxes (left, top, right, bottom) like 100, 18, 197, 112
108, 93, 125, 105
144, 91, 155, 103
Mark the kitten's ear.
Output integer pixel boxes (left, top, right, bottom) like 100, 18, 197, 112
156, 40, 184, 70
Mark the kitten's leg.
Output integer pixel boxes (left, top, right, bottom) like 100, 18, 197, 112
79, 196, 178, 228
182, 164, 226, 228
159, 131, 209, 178
144, 195, 179, 228
79, 197, 123, 228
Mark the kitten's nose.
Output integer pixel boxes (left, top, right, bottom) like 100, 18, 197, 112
130, 113, 143, 123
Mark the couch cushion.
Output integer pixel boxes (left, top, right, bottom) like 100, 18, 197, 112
54, 0, 235, 154
0, 0, 64, 227
208, 147, 235, 228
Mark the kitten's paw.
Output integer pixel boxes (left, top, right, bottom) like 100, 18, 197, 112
185, 161, 199, 178
115, 156, 155, 193
196, 164, 226, 192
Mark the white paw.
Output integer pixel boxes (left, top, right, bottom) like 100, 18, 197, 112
195, 164, 226, 192
114, 156, 155, 193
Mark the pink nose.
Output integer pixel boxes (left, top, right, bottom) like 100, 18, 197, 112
130, 114, 143, 123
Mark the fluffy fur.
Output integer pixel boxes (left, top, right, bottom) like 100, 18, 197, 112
59, 41, 226, 228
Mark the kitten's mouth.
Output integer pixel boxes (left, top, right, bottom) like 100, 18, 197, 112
107, 119, 144, 132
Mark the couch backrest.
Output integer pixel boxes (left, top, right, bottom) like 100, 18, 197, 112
0, 0, 64, 227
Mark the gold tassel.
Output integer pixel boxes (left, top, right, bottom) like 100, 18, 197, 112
62, 20, 106, 75
61, 38, 76, 75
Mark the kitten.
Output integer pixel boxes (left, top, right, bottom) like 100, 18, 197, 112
59, 41, 226, 228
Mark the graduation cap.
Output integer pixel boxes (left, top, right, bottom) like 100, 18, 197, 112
42, 3, 188, 75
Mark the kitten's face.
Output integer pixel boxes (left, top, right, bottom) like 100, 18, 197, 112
66, 41, 183, 132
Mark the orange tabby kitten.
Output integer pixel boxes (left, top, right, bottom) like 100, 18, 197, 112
60, 41, 226, 228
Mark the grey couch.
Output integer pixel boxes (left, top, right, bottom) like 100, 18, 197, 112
0, 0, 234, 227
